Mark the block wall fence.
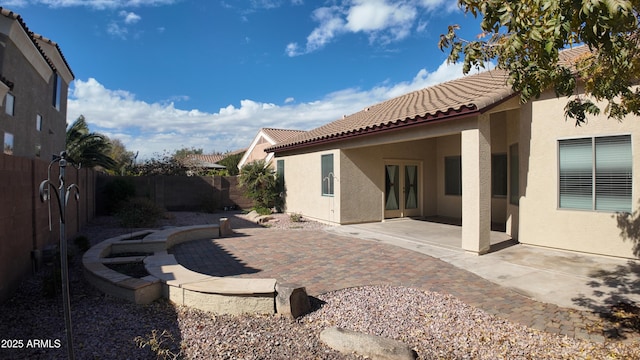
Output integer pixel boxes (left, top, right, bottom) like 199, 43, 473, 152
0, 154, 96, 302
0, 154, 252, 302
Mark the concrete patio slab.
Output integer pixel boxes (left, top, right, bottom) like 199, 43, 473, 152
326, 219, 640, 311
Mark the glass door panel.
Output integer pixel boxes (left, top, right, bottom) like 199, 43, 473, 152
385, 165, 400, 210
405, 165, 418, 210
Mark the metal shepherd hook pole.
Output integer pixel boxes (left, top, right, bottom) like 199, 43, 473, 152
39, 151, 80, 360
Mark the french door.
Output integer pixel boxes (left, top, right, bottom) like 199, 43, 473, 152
384, 161, 421, 218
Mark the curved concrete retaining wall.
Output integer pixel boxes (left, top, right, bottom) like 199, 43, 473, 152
82, 220, 309, 317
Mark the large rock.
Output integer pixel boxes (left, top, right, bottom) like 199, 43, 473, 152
275, 283, 311, 318
320, 327, 418, 360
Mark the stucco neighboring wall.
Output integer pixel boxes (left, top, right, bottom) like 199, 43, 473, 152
519, 89, 640, 258
246, 140, 273, 166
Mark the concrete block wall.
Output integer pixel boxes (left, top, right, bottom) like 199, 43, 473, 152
0, 154, 96, 302
96, 175, 253, 214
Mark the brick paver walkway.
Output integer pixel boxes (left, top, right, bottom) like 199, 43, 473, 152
170, 228, 640, 343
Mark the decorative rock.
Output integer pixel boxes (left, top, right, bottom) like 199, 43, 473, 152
320, 327, 418, 360
256, 215, 273, 224
275, 283, 311, 318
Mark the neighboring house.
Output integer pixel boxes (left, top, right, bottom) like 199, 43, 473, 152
0, 8, 74, 159
184, 148, 246, 172
184, 154, 228, 170
238, 127, 306, 170
267, 46, 640, 259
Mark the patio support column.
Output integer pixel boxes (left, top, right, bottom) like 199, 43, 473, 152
461, 113, 491, 255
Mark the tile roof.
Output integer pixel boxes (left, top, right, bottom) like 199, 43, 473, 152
261, 128, 307, 144
268, 69, 513, 152
0, 7, 74, 78
188, 154, 226, 164
186, 149, 247, 167
268, 46, 591, 153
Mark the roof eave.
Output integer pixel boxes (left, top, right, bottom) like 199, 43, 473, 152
268, 105, 481, 154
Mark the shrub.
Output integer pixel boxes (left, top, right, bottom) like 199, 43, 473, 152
290, 212, 303, 222
238, 160, 283, 211
104, 178, 136, 214
254, 206, 272, 216
200, 196, 219, 214
115, 197, 165, 228
135, 329, 182, 360
73, 235, 90, 252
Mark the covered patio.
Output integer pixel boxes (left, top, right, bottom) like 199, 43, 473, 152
330, 217, 515, 253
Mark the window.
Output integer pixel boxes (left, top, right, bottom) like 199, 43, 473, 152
52, 73, 61, 111
5, 93, 14, 116
444, 156, 462, 195
559, 135, 632, 212
509, 144, 519, 205
36, 114, 42, 131
276, 159, 284, 193
3, 132, 13, 155
321, 154, 334, 196
492, 154, 508, 197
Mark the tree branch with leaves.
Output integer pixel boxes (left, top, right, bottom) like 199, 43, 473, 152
439, 0, 640, 125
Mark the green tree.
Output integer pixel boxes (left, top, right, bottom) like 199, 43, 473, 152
173, 147, 203, 162
238, 159, 282, 212
132, 150, 189, 176
439, 0, 640, 124
107, 138, 137, 175
217, 151, 245, 176
66, 115, 116, 170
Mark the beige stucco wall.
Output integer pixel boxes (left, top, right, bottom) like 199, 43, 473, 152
505, 109, 520, 239
436, 134, 462, 218
340, 138, 437, 224
519, 89, 640, 258
278, 111, 521, 226
491, 114, 508, 222
280, 137, 441, 225
280, 149, 342, 225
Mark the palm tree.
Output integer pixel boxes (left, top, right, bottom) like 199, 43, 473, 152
238, 159, 282, 212
66, 115, 116, 170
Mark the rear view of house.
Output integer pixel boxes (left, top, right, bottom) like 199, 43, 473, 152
268, 46, 640, 259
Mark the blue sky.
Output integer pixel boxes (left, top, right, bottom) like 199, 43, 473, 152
6, 0, 486, 159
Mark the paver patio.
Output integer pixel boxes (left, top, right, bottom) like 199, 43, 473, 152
170, 227, 640, 343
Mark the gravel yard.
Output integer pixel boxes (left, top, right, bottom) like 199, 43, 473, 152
1, 211, 639, 359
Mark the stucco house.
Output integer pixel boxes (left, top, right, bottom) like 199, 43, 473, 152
268, 46, 639, 259
0, 7, 74, 159
238, 127, 306, 170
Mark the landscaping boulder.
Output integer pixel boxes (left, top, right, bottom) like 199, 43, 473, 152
275, 283, 311, 318
320, 327, 417, 360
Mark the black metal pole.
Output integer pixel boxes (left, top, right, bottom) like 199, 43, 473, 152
58, 153, 75, 360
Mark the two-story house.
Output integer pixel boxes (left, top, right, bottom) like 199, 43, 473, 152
0, 7, 74, 159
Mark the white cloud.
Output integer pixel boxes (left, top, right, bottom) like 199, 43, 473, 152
284, 97, 295, 104
2, 0, 30, 7
120, 10, 141, 24
286, 0, 450, 56
67, 60, 476, 159
107, 22, 128, 39
35, 0, 177, 9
